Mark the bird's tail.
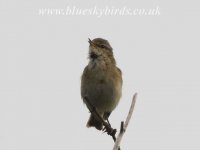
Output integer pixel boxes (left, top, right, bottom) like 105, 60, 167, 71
86, 114, 103, 130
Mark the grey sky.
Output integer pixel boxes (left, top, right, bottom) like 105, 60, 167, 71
0, 0, 200, 149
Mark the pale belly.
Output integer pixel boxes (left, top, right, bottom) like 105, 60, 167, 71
81, 77, 121, 113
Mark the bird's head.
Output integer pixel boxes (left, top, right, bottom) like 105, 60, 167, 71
88, 38, 114, 61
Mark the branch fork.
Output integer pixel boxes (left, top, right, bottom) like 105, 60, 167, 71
84, 93, 137, 150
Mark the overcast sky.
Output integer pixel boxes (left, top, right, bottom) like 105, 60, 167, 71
0, 0, 200, 150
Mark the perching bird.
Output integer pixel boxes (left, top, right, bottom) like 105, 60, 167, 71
81, 38, 122, 130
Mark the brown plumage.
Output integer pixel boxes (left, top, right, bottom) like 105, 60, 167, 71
81, 38, 122, 130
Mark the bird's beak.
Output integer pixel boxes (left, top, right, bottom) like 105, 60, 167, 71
88, 38, 94, 45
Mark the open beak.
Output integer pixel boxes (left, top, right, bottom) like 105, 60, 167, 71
88, 38, 94, 45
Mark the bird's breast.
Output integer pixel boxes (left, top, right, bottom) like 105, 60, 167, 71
81, 64, 122, 112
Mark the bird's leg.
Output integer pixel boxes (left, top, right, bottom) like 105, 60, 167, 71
106, 118, 111, 127
102, 112, 112, 132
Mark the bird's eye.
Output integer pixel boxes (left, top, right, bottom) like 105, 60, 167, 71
99, 45, 106, 48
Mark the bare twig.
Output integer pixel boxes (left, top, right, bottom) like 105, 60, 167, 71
113, 93, 137, 150
83, 96, 118, 143
84, 93, 137, 150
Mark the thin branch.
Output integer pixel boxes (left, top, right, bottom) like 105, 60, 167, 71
83, 96, 118, 143
84, 93, 137, 150
113, 93, 137, 150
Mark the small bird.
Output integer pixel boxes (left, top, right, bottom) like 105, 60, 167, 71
81, 38, 122, 130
